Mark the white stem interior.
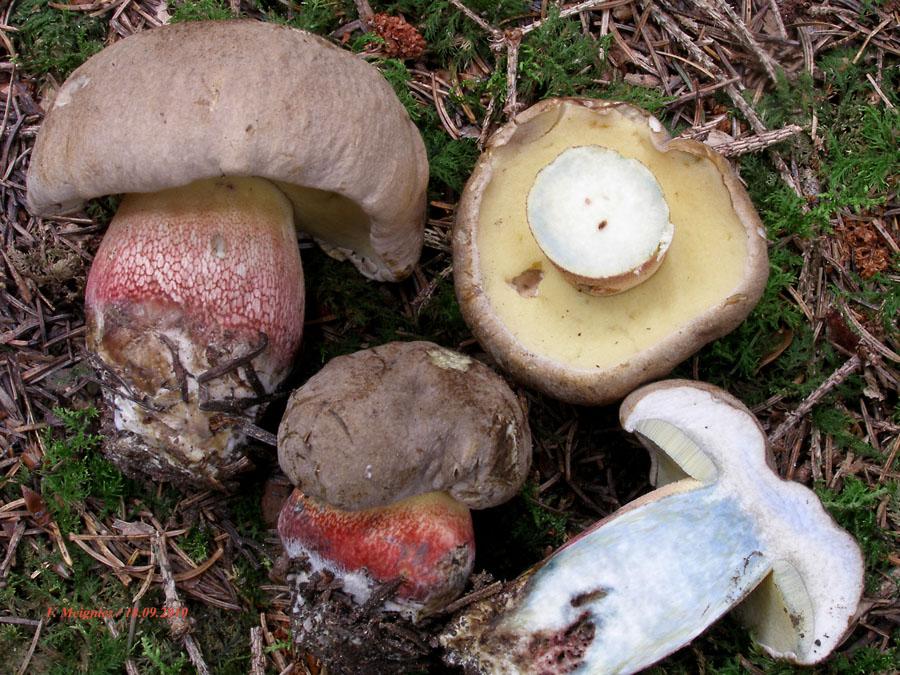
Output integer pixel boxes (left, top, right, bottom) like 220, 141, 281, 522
477, 412, 822, 673
526, 145, 674, 282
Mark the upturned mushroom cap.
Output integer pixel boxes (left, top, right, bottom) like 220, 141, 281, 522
26, 20, 428, 282
277, 341, 532, 511
454, 98, 769, 404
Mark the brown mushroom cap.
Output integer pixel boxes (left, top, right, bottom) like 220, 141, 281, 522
453, 98, 769, 404
277, 341, 532, 511
26, 20, 428, 282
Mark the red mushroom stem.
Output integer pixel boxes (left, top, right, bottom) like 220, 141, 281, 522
278, 488, 475, 616
85, 177, 304, 486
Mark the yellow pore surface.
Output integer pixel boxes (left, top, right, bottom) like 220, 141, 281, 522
476, 103, 749, 369
276, 181, 374, 257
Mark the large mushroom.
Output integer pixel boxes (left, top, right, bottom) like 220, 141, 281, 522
25, 21, 428, 488
453, 98, 769, 405
276, 341, 532, 667
441, 380, 864, 674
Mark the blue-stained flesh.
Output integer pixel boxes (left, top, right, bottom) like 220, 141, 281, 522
494, 483, 771, 674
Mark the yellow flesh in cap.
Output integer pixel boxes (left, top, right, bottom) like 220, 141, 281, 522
477, 104, 749, 370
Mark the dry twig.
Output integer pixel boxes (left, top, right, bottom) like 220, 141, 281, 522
769, 355, 864, 446
712, 124, 804, 157
153, 532, 210, 674
15, 618, 42, 675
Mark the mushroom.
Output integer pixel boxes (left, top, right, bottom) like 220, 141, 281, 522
82, 177, 303, 488
277, 341, 532, 616
25, 21, 428, 488
453, 98, 769, 405
440, 380, 864, 674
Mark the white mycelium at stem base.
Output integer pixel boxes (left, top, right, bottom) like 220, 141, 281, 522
526, 146, 674, 296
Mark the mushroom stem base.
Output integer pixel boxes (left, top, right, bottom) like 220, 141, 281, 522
285, 558, 439, 674
96, 411, 254, 492
87, 324, 276, 491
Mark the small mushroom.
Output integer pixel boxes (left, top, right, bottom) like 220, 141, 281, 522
277, 341, 532, 616
441, 380, 863, 674
26, 21, 428, 488
453, 98, 769, 405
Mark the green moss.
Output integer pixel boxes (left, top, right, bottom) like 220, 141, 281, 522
168, 0, 234, 22
299, 251, 414, 375
173, 603, 259, 673
691, 55, 899, 404
827, 641, 900, 674
873, 275, 900, 338
516, 7, 604, 100
37, 408, 126, 534
674, 165, 811, 400
169, 0, 349, 30
648, 620, 899, 674
273, 0, 349, 34
43, 621, 129, 674
821, 103, 900, 213
227, 479, 267, 539
515, 482, 570, 551
593, 80, 675, 115
816, 476, 898, 587
414, 276, 471, 345
757, 49, 899, 221
377, 58, 426, 121
298, 247, 472, 380
387, 0, 528, 70
139, 633, 189, 674
811, 406, 884, 460
423, 119, 481, 195
11, 0, 106, 79
181, 525, 213, 564
0, 545, 172, 673
376, 58, 481, 196
472, 483, 570, 580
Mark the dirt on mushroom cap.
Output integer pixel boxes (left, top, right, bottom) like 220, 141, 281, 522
277, 341, 532, 511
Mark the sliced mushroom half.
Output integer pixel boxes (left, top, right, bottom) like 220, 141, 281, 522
441, 380, 864, 674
